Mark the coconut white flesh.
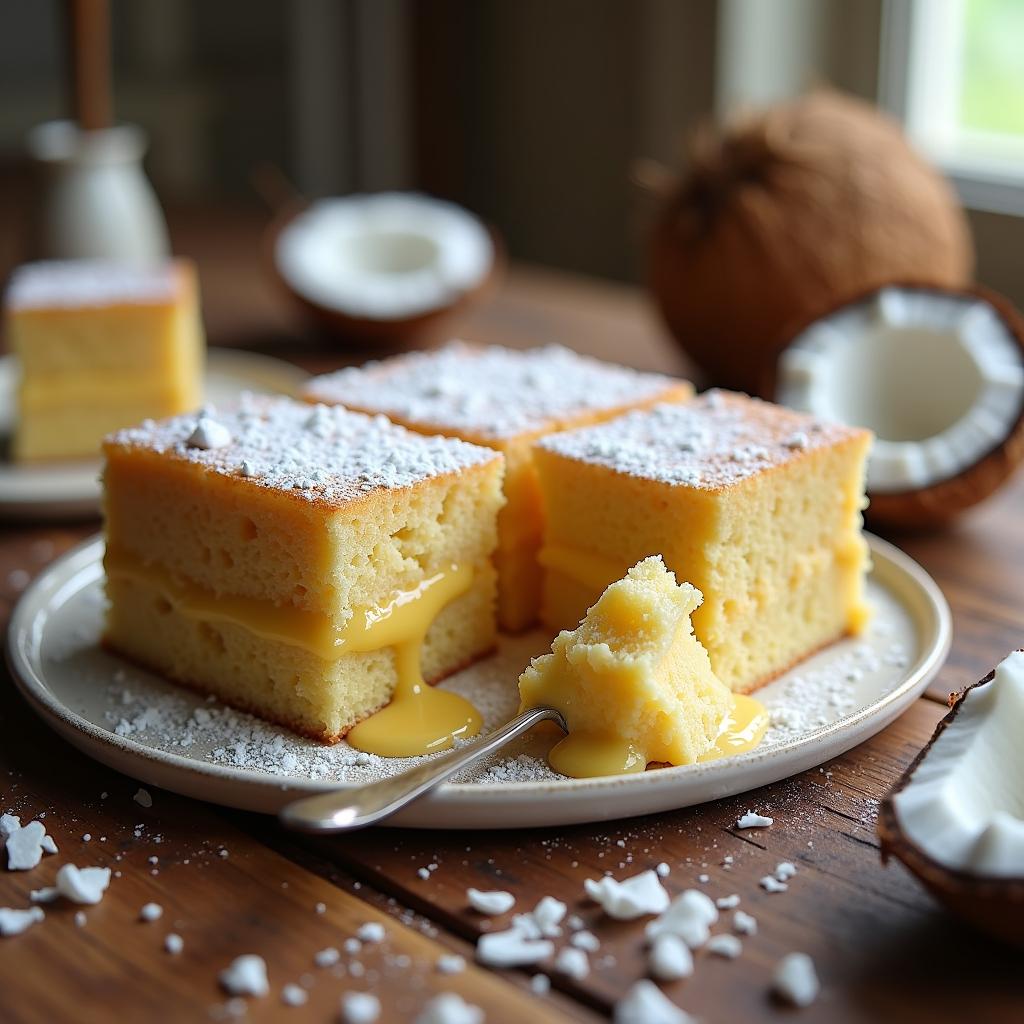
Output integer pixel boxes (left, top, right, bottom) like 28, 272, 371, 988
892, 650, 1024, 878
778, 288, 1024, 493
275, 192, 493, 320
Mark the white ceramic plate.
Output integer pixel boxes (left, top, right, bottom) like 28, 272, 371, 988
6, 534, 950, 830
0, 350, 308, 520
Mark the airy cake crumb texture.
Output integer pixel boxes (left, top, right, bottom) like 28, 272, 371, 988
520, 556, 731, 766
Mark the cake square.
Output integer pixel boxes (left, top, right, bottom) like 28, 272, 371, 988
102, 396, 505, 742
6, 259, 204, 461
533, 391, 872, 691
303, 342, 692, 631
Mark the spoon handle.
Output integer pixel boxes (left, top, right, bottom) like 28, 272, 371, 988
278, 706, 564, 833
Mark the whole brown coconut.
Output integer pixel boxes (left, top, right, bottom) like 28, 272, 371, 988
649, 91, 974, 395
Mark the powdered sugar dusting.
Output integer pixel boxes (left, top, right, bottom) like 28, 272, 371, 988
44, 574, 915, 790
6, 260, 180, 311
538, 390, 865, 490
106, 396, 499, 506
303, 342, 686, 440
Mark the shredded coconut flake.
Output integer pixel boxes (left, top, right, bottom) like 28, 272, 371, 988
476, 929, 553, 967
0, 906, 45, 936
706, 933, 743, 958
219, 954, 269, 998
584, 870, 670, 920
734, 910, 758, 935
614, 980, 695, 1024
736, 811, 773, 829
773, 952, 820, 1007
139, 902, 163, 922
466, 888, 515, 915
648, 933, 693, 981
340, 991, 381, 1024
56, 864, 111, 905
414, 992, 483, 1024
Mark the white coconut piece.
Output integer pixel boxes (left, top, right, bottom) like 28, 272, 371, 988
645, 889, 718, 948
890, 650, 1024, 876
5, 821, 49, 871
476, 928, 553, 967
528, 895, 567, 937
139, 902, 163, 922
778, 287, 1024, 495
340, 991, 381, 1024
614, 980, 696, 1024
414, 993, 483, 1024
219, 954, 269, 998
773, 952, 820, 1007
55, 864, 111, 905
735, 810, 773, 829
0, 906, 45, 936
554, 945, 590, 980
466, 887, 515, 915
584, 870, 670, 920
275, 193, 494, 321
648, 933, 693, 981
733, 910, 758, 935
706, 933, 743, 958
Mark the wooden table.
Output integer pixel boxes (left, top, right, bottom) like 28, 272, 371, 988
2, 238, 1023, 1022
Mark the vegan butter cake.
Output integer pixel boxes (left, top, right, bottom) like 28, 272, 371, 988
102, 396, 505, 748
534, 391, 872, 692
518, 556, 763, 778
303, 342, 692, 632
6, 259, 203, 461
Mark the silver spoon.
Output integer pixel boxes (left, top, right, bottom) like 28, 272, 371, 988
278, 706, 566, 833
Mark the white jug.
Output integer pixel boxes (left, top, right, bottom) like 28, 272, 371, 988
28, 120, 170, 265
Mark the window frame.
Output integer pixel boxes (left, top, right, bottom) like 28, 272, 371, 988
880, 0, 1024, 217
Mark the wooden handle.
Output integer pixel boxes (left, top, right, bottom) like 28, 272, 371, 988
66, 0, 112, 131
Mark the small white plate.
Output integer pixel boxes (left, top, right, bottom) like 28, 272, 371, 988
0, 350, 308, 521
6, 534, 950, 830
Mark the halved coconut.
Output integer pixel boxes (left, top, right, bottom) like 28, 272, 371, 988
878, 650, 1024, 945
268, 192, 499, 347
776, 285, 1024, 528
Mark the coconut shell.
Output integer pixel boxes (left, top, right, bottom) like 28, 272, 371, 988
878, 659, 1024, 947
264, 202, 504, 351
649, 91, 973, 395
775, 282, 1024, 530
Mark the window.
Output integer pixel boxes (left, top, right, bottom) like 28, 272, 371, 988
881, 0, 1024, 214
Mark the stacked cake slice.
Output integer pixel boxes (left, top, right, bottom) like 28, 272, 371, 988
102, 396, 504, 741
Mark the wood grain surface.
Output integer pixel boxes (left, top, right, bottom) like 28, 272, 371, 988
2, 212, 1023, 1022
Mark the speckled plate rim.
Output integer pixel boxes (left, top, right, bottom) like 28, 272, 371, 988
0, 349, 309, 521
5, 533, 951, 830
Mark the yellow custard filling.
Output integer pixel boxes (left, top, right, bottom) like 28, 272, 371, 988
104, 549, 482, 756
547, 693, 769, 777
520, 555, 766, 779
